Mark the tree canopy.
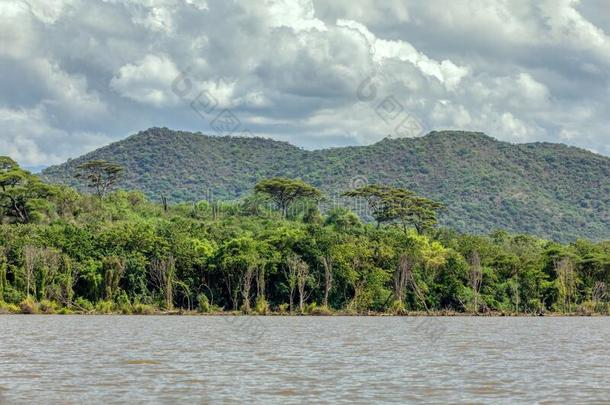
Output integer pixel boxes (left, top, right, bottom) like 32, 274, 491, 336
0, 162, 608, 316
41, 128, 610, 242
343, 184, 444, 233
0, 157, 55, 223
254, 177, 322, 218
75, 160, 124, 198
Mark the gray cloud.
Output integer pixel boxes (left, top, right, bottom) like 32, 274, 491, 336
1, 0, 609, 168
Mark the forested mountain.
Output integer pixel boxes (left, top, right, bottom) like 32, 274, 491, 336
42, 127, 610, 242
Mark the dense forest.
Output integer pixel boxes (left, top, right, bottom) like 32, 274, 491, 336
42, 127, 610, 243
2, 156, 609, 315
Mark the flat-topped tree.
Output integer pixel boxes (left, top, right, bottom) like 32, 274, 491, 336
75, 160, 124, 198
254, 177, 322, 218
0, 156, 55, 223
343, 184, 443, 234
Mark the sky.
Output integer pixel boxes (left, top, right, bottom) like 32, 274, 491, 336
1, 0, 610, 169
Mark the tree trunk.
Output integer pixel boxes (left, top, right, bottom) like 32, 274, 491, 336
322, 256, 332, 307
242, 265, 254, 313
394, 253, 411, 304
469, 251, 482, 314
298, 282, 305, 313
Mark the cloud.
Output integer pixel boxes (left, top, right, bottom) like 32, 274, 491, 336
0, 105, 112, 166
110, 54, 181, 107
1, 0, 609, 167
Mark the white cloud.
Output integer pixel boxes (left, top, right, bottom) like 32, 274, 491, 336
266, 0, 327, 32
0, 105, 111, 166
337, 18, 469, 91
32, 58, 107, 116
0, 0, 609, 167
110, 54, 181, 107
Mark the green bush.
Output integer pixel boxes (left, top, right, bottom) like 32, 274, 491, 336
95, 300, 115, 314
278, 303, 289, 314
197, 293, 211, 313
255, 297, 269, 315
388, 300, 407, 315
305, 302, 332, 315
74, 297, 94, 312
19, 297, 39, 314
0, 300, 20, 314
132, 303, 156, 315
39, 300, 59, 314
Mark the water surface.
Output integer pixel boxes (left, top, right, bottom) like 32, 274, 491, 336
0, 316, 609, 404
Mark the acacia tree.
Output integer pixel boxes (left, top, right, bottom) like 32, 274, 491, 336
254, 177, 322, 218
75, 160, 124, 198
343, 184, 443, 234
0, 157, 55, 223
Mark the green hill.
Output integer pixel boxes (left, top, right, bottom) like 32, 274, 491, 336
41, 127, 610, 242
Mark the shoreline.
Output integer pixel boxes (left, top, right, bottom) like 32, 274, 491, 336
1, 309, 606, 317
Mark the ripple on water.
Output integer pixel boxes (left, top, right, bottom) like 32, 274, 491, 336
123, 360, 162, 365
0, 316, 609, 403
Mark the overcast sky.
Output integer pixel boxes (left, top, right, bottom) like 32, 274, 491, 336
2, 0, 610, 168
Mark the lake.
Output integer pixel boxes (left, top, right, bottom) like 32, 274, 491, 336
0, 316, 609, 404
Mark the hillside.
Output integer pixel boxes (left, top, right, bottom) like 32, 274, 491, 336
41, 127, 610, 242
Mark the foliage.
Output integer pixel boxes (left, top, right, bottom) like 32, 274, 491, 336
40, 127, 610, 242
255, 177, 322, 218
0, 156, 55, 223
0, 160, 608, 314
343, 184, 443, 233
74, 160, 124, 198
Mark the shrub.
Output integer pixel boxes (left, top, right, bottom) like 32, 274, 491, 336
255, 297, 269, 315
388, 300, 407, 315
307, 303, 332, 315
119, 303, 133, 315
95, 300, 115, 314
278, 303, 289, 314
197, 293, 211, 313
39, 300, 59, 314
579, 300, 610, 315
74, 297, 94, 312
132, 303, 156, 315
0, 300, 20, 314
2, 286, 24, 305
19, 297, 39, 314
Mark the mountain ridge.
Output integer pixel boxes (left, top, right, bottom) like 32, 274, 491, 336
41, 127, 610, 242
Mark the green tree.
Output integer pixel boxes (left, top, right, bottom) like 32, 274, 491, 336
343, 184, 443, 233
75, 160, 124, 198
216, 236, 262, 312
254, 177, 322, 218
0, 157, 55, 223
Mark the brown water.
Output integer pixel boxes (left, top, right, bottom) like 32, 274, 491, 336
0, 316, 609, 404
